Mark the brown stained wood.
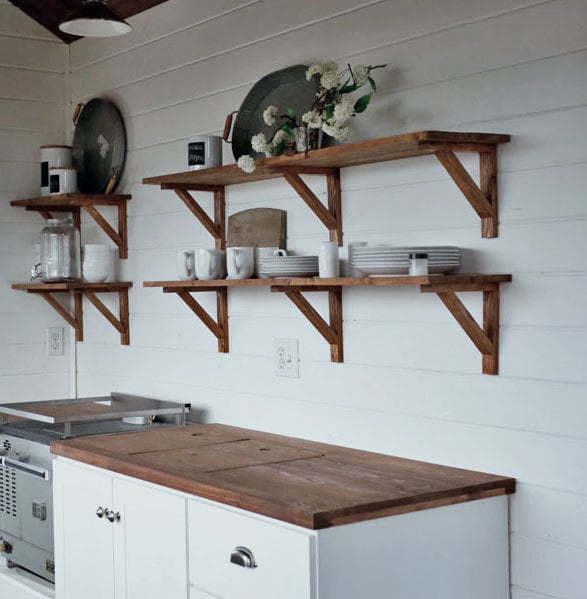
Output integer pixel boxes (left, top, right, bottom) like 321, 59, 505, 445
174, 189, 221, 241
74, 291, 83, 342
483, 286, 500, 375
216, 288, 229, 353
327, 169, 342, 246
83, 289, 130, 345
50, 423, 515, 530
227, 208, 286, 248
329, 288, 343, 362
83, 204, 124, 250
40, 292, 78, 331
39, 210, 53, 220
284, 291, 339, 346
214, 189, 226, 250
283, 173, 337, 231
480, 149, 499, 238
143, 132, 510, 188
117, 201, 129, 259
177, 291, 226, 350
436, 291, 495, 355
11, 194, 131, 208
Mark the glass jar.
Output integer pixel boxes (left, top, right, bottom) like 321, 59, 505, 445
40, 218, 81, 282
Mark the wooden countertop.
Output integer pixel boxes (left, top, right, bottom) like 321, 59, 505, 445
50, 423, 515, 529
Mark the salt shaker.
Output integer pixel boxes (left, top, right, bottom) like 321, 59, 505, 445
409, 252, 429, 276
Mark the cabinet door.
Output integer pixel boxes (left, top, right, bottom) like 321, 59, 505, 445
53, 460, 114, 599
188, 499, 314, 599
113, 478, 187, 599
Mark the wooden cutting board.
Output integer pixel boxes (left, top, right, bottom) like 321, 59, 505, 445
227, 208, 286, 248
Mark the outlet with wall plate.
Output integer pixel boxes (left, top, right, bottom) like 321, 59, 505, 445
274, 338, 299, 378
46, 327, 64, 356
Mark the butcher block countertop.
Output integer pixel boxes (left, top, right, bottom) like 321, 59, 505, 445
50, 423, 515, 529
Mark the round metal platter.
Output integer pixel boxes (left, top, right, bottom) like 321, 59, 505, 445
232, 65, 319, 160
72, 98, 127, 193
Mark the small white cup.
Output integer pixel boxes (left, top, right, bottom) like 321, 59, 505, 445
226, 247, 254, 279
49, 166, 77, 194
318, 241, 340, 278
177, 249, 196, 280
188, 135, 222, 170
82, 245, 110, 283
195, 248, 224, 280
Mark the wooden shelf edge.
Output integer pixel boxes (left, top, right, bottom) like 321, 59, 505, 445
12, 281, 133, 292
10, 193, 132, 208
142, 130, 511, 187
143, 273, 511, 290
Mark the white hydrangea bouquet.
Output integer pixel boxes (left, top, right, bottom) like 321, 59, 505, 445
237, 61, 386, 173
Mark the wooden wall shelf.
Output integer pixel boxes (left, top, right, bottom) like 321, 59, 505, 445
144, 274, 512, 375
12, 282, 133, 345
143, 130, 510, 241
10, 193, 131, 258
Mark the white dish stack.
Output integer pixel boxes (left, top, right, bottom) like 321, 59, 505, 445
351, 246, 462, 276
257, 255, 319, 278
82, 244, 111, 283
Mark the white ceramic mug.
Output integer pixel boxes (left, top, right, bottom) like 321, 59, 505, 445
49, 166, 78, 194
253, 247, 287, 276
318, 241, 340, 278
195, 248, 223, 280
188, 135, 222, 170
177, 250, 196, 280
226, 247, 254, 279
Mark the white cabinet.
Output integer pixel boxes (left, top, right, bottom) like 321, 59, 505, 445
187, 495, 510, 599
53, 459, 188, 599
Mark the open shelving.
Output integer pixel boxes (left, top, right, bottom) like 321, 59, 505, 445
12, 282, 132, 345
142, 131, 513, 374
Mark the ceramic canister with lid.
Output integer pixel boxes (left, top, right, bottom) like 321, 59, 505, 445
40, 145, 72, 196
49, 166, 78, 194
40, 218, 81, 282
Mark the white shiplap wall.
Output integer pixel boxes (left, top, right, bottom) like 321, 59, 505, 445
0, 0, 72, 401
2, 0, 583, 596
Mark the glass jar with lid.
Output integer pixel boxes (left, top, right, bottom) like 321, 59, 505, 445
40, 218, 81, 282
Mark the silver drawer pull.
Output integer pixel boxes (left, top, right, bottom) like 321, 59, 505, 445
96, 507, 105, 518
230, 546, 257, 569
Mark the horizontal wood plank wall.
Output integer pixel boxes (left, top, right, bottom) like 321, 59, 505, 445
63, 0, 587, 597
0, 2, 71, 401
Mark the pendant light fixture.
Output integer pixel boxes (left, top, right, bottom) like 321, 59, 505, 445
59, 0, 131, 37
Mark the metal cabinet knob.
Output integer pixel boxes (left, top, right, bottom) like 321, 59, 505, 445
96, 507, 105, 519
230, 546, 257, 569
105, 508, 121, 523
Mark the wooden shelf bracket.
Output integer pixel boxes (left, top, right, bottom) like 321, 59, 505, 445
81, 202, 129, 259
163, 185, 226, 250
272, 285, 343, 362
433, 146, 499, 238
421, 281, 502, 374
166, 287, 229, 352
275, 168, 342, 246
14, 284, 132, 345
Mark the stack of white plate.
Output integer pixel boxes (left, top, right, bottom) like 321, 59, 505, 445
351, 246, 462, 276
257, 255, 319, 278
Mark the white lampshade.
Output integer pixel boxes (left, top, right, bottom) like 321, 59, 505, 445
59, 0, 131, 37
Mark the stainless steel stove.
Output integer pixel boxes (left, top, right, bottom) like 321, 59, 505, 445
0, 393, 189, 583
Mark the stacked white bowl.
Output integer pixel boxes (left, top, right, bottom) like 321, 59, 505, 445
82, 244, 111, 283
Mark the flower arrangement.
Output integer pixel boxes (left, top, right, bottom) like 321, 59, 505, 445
237, 60, 386, 173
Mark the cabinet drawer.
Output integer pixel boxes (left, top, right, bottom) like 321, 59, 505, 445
188, 500, 315, 599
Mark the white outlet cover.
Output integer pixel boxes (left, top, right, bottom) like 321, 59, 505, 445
274, 338, 299, 378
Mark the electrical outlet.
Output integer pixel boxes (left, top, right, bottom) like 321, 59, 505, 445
274, 338, 299, 378
46, 327, 64, 356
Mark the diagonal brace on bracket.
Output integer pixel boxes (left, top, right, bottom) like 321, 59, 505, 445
281, 169, 343, 245
82, 204, 127, 258
434, 148, 498, 238
38, 292, 80, 336
424, 283, 501, 375
174, 289, 229, 352
273, 286, 343, 362
172, 188, 226, 249
82, 288, 130, 345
